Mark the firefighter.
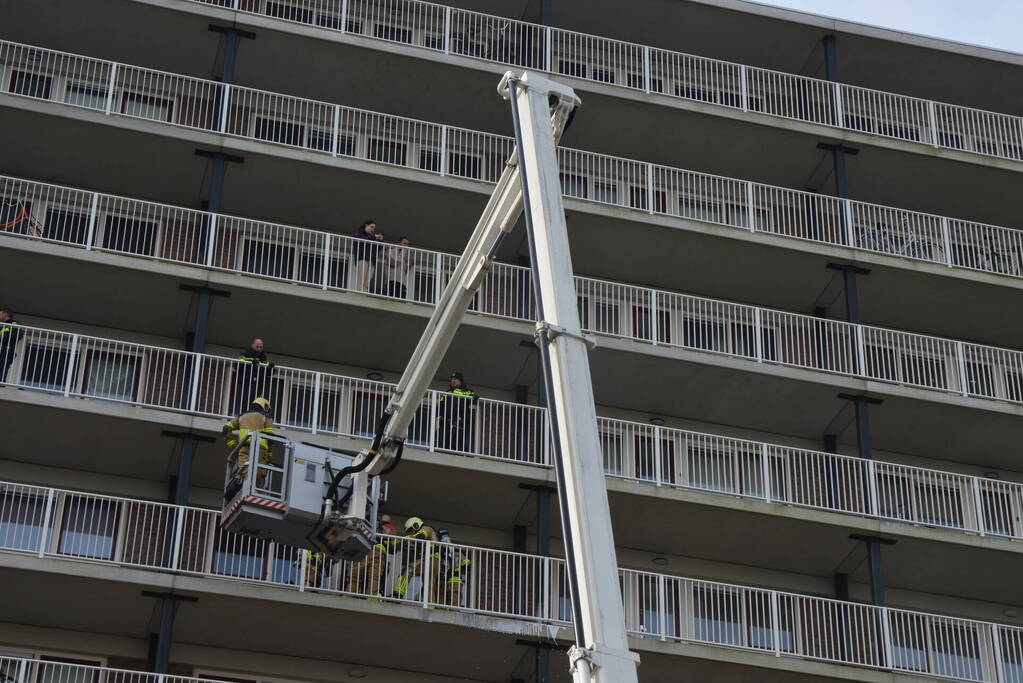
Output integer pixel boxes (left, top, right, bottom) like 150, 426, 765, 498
345, 514, 397, 599
234, 338, 274, 413
223, 396, 274, 494
437, 371, 479, 453
437, 527, 471, 607
0, 308, 20, 384
304, 549, 326, 588
393, 516, 440, 600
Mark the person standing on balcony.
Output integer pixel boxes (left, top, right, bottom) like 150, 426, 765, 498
436, 527, 470, 607
385, 236, 413, 300
393, 516, 440, 601
0, 308, 21, 384
235, 338, 274, 413
353, 219, 384, 293
223, 396, 275, 497
437, 372, 479, 453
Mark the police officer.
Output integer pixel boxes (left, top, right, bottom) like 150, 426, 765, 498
223, 396, 275, 494
437, 372, 479, 453
234, 338, 274, 413
0, 308, 20, 384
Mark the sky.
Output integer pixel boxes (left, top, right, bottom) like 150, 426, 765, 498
755, 0, 1022, 54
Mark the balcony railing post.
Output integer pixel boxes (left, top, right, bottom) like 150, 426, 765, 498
422, 541, 433, 607
745, 182, 756, 231
992, 623, 1007, 683
84, 192, 99, 250
311, 372, 322, 434
646, 163, 655, 215
16, 657, 27, 683
170, 506, 185, 570
761, 442, 771, 503
740, 65, 749, 112
928, 100, 940, 147
339, 0, 348, 33
643, 46, 651, 94
544, 26, 553, 72
653, 425, 663, 485
62, 335, 80, 397
104, 63, 118, 115
657, 574, 667, 639
38, 488, 55, 558
770, 591, 782, 656
205, 213, 218, 267
649, 289, 658, 345
866, 460, 880, 517
541, 556, 551, 620
955, 342, 970, 397
439, 126, 448, 176
853, 324, 867, 377
940, 217, 953, 267
879, 607, 895, 670
428, 391, 438, 451
187, 354, 202, 413
218, 83, 231, 134
971, 477, 986, 537
753, 308, 764, 362
443, 6, 452, 54
321, 235, 332, 290
331, 104, 340, 157
299, 549, 308, 592
832, 83, 845, 128
433, 252, 444, 303
843, 198, 855, 248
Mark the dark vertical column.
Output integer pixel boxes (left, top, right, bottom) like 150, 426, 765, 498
822, 433, 839, 510
822, 35, 838, 83
143, 592, 196, 673
534, 487, 550, 683
865, 538, 885, 605
540, 0, 553, 26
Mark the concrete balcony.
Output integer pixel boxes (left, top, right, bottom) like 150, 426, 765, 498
5, 0, 1023, 234
3, 39, 1023, 352
1, 480, 1022, 683
1, 322, 1022, 614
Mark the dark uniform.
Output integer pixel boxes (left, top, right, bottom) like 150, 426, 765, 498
0, 317, 21, 384
437, 372, 478, 453
234, 346, 273, 413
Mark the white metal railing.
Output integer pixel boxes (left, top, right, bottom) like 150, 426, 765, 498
2, 481, 1022, 682
179, 0, 1023, 164
3, 323, 1023, 542
5, 172, 1023, 406
4, 40, 1023, 282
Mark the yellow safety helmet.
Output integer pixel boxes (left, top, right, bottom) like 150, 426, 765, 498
252, 396, 271, 412
404, 516, 424, 533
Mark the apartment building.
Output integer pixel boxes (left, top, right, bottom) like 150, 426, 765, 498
1, 0, 1022, 681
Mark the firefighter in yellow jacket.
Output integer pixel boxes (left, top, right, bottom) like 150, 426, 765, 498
345, 514, 397, 598
223, 396, 274, 489
393, 516, 439, 600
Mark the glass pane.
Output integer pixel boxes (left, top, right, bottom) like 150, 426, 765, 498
121, 93, 173, 122
84, 352, 139, 401
0, 493, 47, 551
64, 83, 106, 110
103, 216, 156, 255
22, 345, 69, 391
58, 497, 119, 560
694, 587, 742, 645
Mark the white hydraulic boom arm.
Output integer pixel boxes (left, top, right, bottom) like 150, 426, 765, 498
324, 71, 639, 683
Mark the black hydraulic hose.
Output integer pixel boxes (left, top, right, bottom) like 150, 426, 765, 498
379, 441, 404, 476
325, 411, 391, 500
508, 78, 587, 649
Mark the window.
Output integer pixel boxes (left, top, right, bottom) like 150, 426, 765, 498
590, 301, 621, 335
732, 323, 777, 361
593, 181, 618, 205
1005, 371, 1023, 402
102, 215, 157, 256
877, 121, 920, 142
64, 82, 106, 110
43, 208, 90, 245
592, 68, 616, 84
559, 173, 588, 200
254, 117, 305, 147
374, 24, 414, 44
83, 350, 140, 402
21, 344, 70, 391
629, 186, 667, 213
413, 270, 436, 304
285, 384, 340, 433
352, 390, 388, 437
0, 493, 48, 551
682, 317, 727, 352
448, 153, 482, 180
915, 482, 963, 528
423, 34, 444, 51
120, 92, 173, 122
900, 352, 947, 389
630, 306, 671, 343
680, 197, 723, 223
981, 488, 1015, 537
57, 497, 119, 560
965, 361, 994, 397
368, 139, 408, 166
315, 12, 344, 30
298, 251, 346, 289
864, 345, 898, 380
265, 1, 313, 24
600, 431, 623, 475
686, 445, 736, 493
419, 150, 441, 173
336, 134, 356, 157
212, 529, 267, 579
558, 60, 587, 79
9, 71, 52, 99
242, 240, 296, 280
307, 128, 333, 152
36, 656, 103, 683
633, 435, 676, 483
693, 586, 742, 645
